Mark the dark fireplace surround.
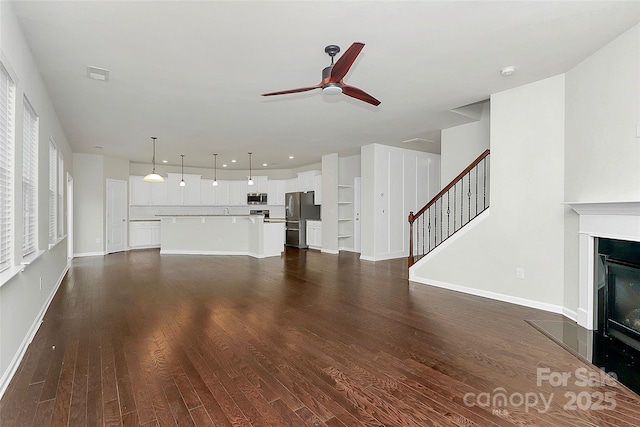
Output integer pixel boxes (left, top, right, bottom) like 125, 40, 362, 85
597, 238, 640, 352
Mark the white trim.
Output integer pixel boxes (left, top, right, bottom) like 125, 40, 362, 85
21, 249, 45, 266
359, 254, 376, 261
321, 249, 339, 255
160, 249, 282, 259
409, 277, 568, 316
0, 264, 69, 399
73, 251, 105, 258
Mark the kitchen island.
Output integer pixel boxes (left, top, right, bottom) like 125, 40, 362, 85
158, 215, 284, 258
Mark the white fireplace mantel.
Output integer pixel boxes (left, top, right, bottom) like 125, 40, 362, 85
568, 201, 640, 330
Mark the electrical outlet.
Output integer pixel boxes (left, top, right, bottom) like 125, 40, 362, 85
516, 268, 525, 279
96, 238, 101, 244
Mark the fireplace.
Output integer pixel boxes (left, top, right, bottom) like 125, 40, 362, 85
599, 238, 640, 352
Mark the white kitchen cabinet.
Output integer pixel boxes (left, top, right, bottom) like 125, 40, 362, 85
150, 180, 167, 205
130, 175, 167, 205
167, 173, 201, 205
200, 179, 215, 205
250, 176, 268, 193
313, 174, 322, 205
306, 220, 322, 250
214, 180, 231, 205
267, 180, 286, 205
129, 221, 161, 248
130, 176, 149, 205
229, 180, 248, 205
285, 177, 298, 193
297, 170, 321, 193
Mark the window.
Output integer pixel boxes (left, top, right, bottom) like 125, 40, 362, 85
22, 97, 38, 257
57, 153, 63, 238
0, 61, 16, 273
48, 138, 57, 244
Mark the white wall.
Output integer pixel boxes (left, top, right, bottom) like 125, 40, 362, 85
563, 23, 640, 313
441, 101, 490, 186
412, 75, 567, 313
321, 153, 339, 254
73, 154, 105, 256
0, 2, 72, 396
361, 144, 440, 261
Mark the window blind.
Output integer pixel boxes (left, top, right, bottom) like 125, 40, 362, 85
0, 63, 15, 272
22, 97, 38, 257
49, 138, 57, 244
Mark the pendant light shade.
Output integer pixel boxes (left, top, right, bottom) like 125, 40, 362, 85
143, 137, 165, 182
212, 153, 219, 186
179, 154, 186, 187
248, 152, 254, 186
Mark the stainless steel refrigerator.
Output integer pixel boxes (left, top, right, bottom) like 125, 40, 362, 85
285, 192, 321, 248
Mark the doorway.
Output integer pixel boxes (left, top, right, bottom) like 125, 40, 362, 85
106, 179, 127, 253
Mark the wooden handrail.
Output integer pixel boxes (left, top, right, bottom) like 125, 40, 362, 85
409, 149, 490, 223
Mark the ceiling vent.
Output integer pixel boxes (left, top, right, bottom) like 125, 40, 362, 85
86, 66, 109, 82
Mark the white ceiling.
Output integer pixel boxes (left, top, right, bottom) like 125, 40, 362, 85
9, 1, 640, 171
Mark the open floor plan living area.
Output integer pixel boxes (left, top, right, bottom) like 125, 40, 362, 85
1, 1, 640, 425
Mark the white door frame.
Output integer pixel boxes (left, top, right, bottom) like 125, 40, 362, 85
106, 179, 127, 254
67, 173, 73, 259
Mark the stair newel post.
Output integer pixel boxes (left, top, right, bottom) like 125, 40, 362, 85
408, 211, 415, 267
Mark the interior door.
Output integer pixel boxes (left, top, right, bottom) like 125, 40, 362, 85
106, 179, 127, 253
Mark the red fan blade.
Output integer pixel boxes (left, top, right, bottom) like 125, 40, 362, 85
261, 84, 321, 96
342, 84, 381, 106
329, 42, 364, 82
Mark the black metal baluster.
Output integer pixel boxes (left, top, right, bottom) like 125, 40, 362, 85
447, 191, 450, 238
483, 156, 487, 210
453, 183, 457, 232
475, 164, 478, 216
468, 172, 471, 225
427, 208, 432, 252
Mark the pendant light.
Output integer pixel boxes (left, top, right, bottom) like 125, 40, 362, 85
212, 153, 219, 186
248, 152, 254, 186
143, 137, 165, 182
179, 154, 186, 187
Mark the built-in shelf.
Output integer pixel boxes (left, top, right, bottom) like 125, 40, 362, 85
338, 201, 352, 204
338, 234, 353, 239
338, 218, 352, 221
338, 184, 353, 188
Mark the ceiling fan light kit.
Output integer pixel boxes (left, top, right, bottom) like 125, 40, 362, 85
261, 42, 381, 106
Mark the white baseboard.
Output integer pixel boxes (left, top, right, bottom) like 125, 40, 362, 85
321, 249, 339, 255
409, 277, 568, 317
73, 251, 105, 258
0, 264, 69, 399
359, 255, 376, 261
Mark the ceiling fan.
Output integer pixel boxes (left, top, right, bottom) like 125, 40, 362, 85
261, 42, 381, 106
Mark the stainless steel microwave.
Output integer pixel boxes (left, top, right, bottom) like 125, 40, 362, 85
247, 193, 267, 205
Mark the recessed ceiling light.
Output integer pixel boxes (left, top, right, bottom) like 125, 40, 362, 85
231, 159, 237, 163
500, 66, 516, 77
223, 164, 227, 167
87, 65, 109, 81
262, 163, 268, 167
162, 160, 168, 163
289, 156, 294, 159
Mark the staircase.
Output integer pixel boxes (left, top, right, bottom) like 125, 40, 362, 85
408, 149, 490, 267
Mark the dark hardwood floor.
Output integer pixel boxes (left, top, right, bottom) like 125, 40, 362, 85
2, 248, 640, 426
